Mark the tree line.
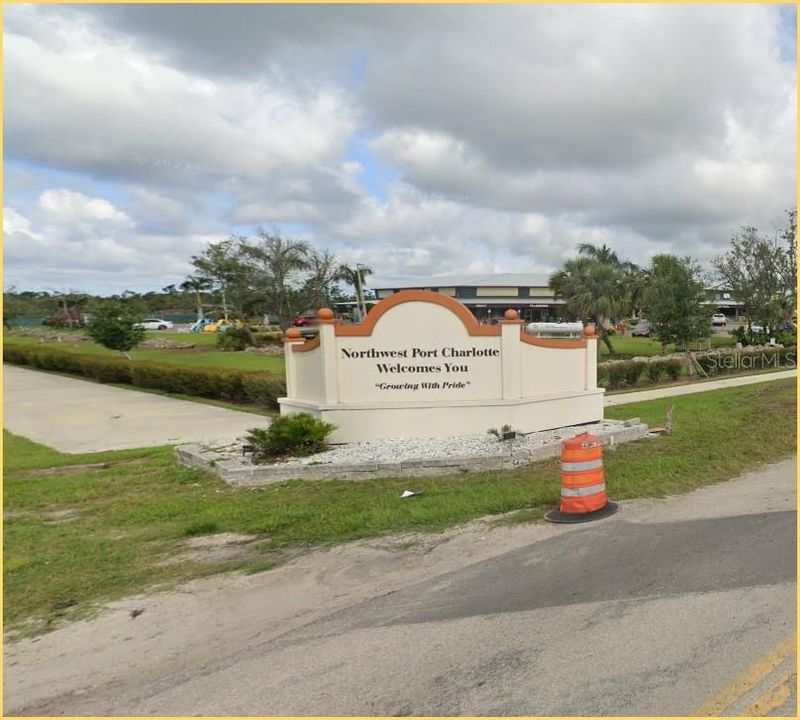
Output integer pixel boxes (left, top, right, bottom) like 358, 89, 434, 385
5, 212, 796, 349
550, 209, 796, 355
4, 230, 372, 328
181, 231, 372, 324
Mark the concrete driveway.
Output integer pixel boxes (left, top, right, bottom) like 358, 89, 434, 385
3, 365, 270, 453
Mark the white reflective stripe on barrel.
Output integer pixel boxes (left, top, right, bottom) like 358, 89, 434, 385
561, 459, 604, 472
561, 482, 606, 497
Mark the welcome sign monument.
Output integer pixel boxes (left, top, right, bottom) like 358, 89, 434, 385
280, 291, 604, 442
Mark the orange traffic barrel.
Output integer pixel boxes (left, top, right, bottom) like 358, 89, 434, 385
545, 431, 619, 523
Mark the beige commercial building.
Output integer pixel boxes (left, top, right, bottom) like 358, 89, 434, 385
371, 273, 567, 324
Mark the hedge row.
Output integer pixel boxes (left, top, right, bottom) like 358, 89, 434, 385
598, 346, 796, 390
598, 358, 683, 390
3, 345, 286, 409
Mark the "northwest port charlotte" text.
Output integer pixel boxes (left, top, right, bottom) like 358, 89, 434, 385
340, 346, 499, 383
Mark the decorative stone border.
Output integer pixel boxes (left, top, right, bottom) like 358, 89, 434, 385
175, 418, 649, 486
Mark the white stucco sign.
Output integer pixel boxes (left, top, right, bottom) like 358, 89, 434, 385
280, 291, 603, 441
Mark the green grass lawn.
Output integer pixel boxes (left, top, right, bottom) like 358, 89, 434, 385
599, 335, 736, 357
3, 379, 795, 637
4, 333, 285, 373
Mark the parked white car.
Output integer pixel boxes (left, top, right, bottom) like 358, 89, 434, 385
135, 318, 174, 330
711, 313, 727, 326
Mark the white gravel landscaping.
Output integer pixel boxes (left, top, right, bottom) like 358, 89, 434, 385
279, 420, 631, 466
178, 418, 650, 484
203, 419, 636, 468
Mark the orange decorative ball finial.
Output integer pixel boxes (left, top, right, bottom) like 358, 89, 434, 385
504, 309, 518, 321
317, 307, 335, 321
583, 323, 596, 337
285, 327, 302, 340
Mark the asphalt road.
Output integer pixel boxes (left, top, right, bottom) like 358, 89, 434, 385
5, 460, 796, 716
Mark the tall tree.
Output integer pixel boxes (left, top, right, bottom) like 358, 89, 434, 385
191, 238, 247, 321
642, 255, 710, 354
713, 220, 793, 336
302, 248, 342, 311
577, 243, 621, 265
775, 208, 797, 329
549, 256, 629, 355
180, 275, 213, 322
239, 231, 310, 324
337, 264, 373, 320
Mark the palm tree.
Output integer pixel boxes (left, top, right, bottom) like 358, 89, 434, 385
577, 243, 621, 265
549, 256, 629, 355
239, 231, 311, 324
337, 264, 373, 320
180, 275, 213, 322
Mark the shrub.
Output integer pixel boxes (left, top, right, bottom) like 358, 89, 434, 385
623, 360, 644, 386
664, 358, 683, 380
129, 364, 244, 401
645, 361, 664, 383
3, 344, 287, 408
253, 331, 284, 345
240, 374, 286, 408
217, 327, 254, 352
86, 304, 145, 355
606, 362, 628, 389
776, 331, 797, 348
695, 352, 718, 375
246, 413, 336, 460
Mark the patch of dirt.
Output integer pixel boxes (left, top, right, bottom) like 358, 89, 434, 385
243, 345, 285, 356
139, 339, 197, 350
157, 533, 261, 567
4, 509, 82, 524
12, 458, 150, 478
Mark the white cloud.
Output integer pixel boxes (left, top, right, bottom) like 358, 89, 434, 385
3, 4, 795, 291
3, 192, 219, 293
38, 189, 133, 226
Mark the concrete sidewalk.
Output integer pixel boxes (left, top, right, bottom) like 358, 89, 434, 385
604, 368, 796, 406
3, 365, 270, 453
3, 365, 794, 453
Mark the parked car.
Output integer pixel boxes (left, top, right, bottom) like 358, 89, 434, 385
292, 310, 318, 327
749, 322, 765, 334
630, 321, 652, 338
711, 313, 727, 326
135, 318, 174, 330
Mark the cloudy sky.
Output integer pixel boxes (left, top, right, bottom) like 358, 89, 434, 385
3, 3, 796, 294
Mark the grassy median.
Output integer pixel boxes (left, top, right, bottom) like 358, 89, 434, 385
3, 379, 795, 637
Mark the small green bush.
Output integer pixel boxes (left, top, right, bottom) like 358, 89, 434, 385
623, 361, 643, 386
246, 413, 336, 460
86, 304, 145, 354
217, 327, 253, 352
645, 361, 664, 383
606, 362, 628, 389
253, 331, 284, 345
664, 358, 683, 380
